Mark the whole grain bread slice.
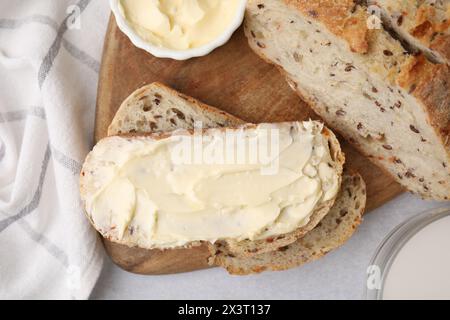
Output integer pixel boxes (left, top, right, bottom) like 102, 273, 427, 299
85, 82, 345, 257
210, 172, 366, 275
245, 0, 450, 200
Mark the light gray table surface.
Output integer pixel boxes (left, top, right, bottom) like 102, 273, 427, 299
90, 193, 447, 300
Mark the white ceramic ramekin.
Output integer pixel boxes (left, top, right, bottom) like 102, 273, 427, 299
109, 0, 247, 60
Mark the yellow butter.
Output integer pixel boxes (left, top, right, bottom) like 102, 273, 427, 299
119, 0, 241, 50
85, 122, 340, 249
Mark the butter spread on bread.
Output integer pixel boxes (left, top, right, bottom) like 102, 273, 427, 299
81, 121, 342, 249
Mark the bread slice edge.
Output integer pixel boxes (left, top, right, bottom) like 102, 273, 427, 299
211, 171, 366, 275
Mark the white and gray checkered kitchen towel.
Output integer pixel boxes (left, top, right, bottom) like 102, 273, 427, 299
0, 0, 111, 299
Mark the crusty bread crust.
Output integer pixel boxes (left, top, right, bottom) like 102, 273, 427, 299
211, 172, 366, 275
369, 0, 450, 65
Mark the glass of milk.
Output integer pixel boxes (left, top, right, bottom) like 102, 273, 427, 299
365, 207, 450, 300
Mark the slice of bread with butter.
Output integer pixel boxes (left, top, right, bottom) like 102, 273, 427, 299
368, 0, 450, 65
81, 83, 365, 274
244, 0, 450, 200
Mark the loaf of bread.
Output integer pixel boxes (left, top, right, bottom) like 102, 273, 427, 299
245, 0, 450, 200
369, 0, 449, 65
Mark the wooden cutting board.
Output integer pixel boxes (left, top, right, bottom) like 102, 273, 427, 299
95, 16, 404, 275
